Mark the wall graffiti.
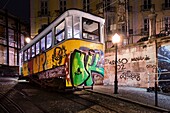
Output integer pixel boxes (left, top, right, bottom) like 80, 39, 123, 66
70, 49, 104, 86
146, 64, 156, 73
158, 45, 170, 92
38, 66, 65, 79
105, 58, 128, 70
120, 70, 140, 81
131, 55, 150, 62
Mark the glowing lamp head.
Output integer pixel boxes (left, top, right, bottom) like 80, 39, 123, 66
112, 33, 120, 44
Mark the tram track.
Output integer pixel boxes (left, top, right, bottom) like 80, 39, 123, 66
60, 91, 119, 113
0, 92, 25, 113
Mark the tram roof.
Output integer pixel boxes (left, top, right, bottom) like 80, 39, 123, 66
20, 9, 105, 52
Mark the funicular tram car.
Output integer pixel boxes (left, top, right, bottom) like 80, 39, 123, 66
19, 9, 105, 90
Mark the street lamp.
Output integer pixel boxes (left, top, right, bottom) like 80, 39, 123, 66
112, 33, 120, 94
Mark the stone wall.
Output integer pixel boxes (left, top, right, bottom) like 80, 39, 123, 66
104, 41, 157, 88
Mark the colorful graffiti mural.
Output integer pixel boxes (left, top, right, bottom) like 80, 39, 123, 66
158, 45, 170, 91
22, 39, 104, 88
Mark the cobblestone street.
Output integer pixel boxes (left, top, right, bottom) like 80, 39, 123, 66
0, 77, 169, 113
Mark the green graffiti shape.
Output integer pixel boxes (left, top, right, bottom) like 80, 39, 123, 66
86, 53, 104, 77
70, 49, 104, 87
70, 50, 90, 86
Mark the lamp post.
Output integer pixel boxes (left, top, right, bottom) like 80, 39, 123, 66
112, 33, 120, 94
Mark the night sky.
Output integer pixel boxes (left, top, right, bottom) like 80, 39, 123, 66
0, 0, 30, 23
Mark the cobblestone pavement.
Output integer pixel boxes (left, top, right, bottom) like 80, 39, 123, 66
91, 85, 170, 111
1, 77, 170, 112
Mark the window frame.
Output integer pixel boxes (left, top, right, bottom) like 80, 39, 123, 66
82, 17, 100, 42
54, 20, 65, 44
46, 31, 52, 49
36, 41, 40, 55
24, 50, 28, 62
40, 36, 46, 52
31, 44, 35, 58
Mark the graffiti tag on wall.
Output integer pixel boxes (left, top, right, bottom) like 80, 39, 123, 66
120, 70, 140, 81
105, 58, 128, 70
131, 55, 150, 62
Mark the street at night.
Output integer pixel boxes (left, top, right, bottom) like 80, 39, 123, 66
1, 0, 170, 112
0, 77, 169, 113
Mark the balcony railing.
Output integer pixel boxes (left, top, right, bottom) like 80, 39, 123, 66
38, 11, 50, 17
141, 4, 155, 11
162, 3, 170, 10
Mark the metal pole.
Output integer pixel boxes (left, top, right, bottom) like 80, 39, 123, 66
155, 40, 158, 106
114, 43, 118, 94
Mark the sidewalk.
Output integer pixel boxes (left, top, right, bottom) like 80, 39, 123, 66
90, 85, 170, 111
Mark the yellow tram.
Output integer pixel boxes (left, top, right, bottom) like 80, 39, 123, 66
19, 9, 105, 90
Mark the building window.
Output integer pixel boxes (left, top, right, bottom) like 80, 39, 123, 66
165, 0, 170, 8
83, 0, 90, 12
164, 17, 170, 31
0, 25, 6, 45
59, 0, 66, 14
141, 0, 154, 11
8, 29, 15, 47
144, 0, 151, 9
21, 34, 25, 48
106, 0, 111, 11
40, 0, 48, 16
144, 18, 149, 32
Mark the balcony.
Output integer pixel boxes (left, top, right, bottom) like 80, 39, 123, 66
141, 4, 155, 11
162, 3, 170, 10
38, 11, 50, 17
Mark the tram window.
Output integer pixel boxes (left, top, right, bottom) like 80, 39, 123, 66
55, 32, 65, 44
31, 45, 35, 57
55, 21, 65, 44
36, 42, 40, 55
73, 16, 80, 38
55, 21, 65, 34
82, 18, 99, 42
66, 16, 72, 39
28, 48, 31, 60
24, 50, 27, 61
41, 37, 45, 52
46, 32, 52, 49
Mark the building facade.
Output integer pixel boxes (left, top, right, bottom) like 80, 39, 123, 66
29, 0, 170, 91
30, 0, 170, 47
0, 10, 29, 76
